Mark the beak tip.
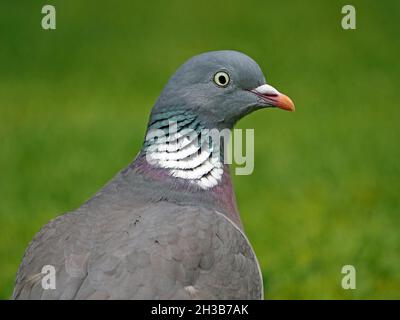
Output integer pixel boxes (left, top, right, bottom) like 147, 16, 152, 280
277, 94, 295, 112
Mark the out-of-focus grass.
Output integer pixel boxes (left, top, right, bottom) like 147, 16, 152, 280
0, 0, 399, 299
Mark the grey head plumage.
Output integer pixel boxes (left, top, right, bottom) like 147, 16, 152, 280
150, 50, 294, 130
13, 50, 295, 300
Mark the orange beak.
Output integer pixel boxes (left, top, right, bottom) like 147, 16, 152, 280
251, 84, 295, 112
270, 93, 295, 112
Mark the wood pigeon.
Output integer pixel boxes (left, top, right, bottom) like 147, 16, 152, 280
13, 50, 294, 300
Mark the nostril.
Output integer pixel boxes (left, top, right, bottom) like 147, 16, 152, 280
263, 93, 278, 97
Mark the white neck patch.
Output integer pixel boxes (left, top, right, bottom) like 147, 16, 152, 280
145, 124, 224, 189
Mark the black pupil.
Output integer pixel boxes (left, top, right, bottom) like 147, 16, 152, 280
218, 75, 227, 84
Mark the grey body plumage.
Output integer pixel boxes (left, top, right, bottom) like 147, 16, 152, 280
13, 50, 294, 299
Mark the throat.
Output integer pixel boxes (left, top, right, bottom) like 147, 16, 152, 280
143, 114, 224, 190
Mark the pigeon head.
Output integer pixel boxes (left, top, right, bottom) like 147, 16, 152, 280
151, 50, 295, 129
138, 50, 295, 191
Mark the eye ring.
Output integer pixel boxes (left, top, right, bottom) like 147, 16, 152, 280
213, 71, 230, 87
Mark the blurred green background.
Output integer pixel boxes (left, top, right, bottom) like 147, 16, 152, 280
1, 0, 399, 299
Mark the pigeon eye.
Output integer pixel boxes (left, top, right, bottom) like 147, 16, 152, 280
213, 71, 230, 87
